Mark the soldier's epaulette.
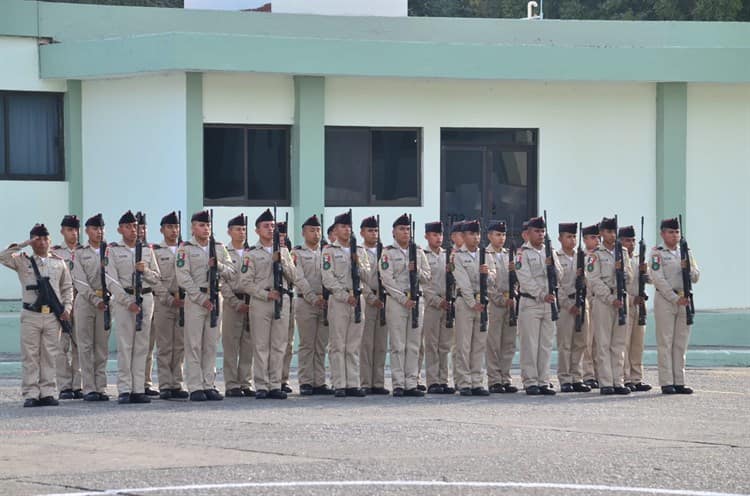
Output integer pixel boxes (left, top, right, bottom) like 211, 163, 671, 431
655, 246, 663, 251
180, 241, 192, 247
247, 246, 256, 251
108, 242, 120, 247
151, 243, 162, 250
215, 241, 224, 246
76, 245, 87, 251
52, 245, 61, 250
50, 252, 63, 260
294, 245, 302, 250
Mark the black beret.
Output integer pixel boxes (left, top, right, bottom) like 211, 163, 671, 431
618, 225, 636, 238
119, 210, 137, 225
327, 225, 335, 235
85, 213, 105, 228
277, 221, 287, 234
30, 223, 49, 238
488, 220, 506, 233
582, 224, 600, 236
393, 213, 410, 228
526, 216, 546, 229
521, 221, 529, 230
599, 217, 617, 231
463, 220, 480, 233
255, 208, 274, 227
334, 211, 351, 226
135, 211, 147, 226
558, 222, 577, 235
425, 221, 442, 234
227, 213, 245, 228
450, 222, 464, 234
360, 216, 378, 229
660, 217, 679, 230
160, 211, 179, 226
60, 215, 80, 229
191, 210, 211, 223
302, 214, 321, 228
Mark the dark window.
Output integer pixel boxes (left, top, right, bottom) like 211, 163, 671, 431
325, 127, 421, 206
204, 125, 290, 206
0, 91, 64, 180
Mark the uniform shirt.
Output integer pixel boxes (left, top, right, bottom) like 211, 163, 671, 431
71, 244, 107, 308
423, 247, 447, 309
221, 244, 249, 312
292, 244, 324, 306
487, 245, 510, 307
321, 240, 372, 303
585, 243, 634, 305
0, 245, 73, 313
152, 240, 181, 307
556, 248, 580, 312
453, 245, 497, 309
515, 241, 563, 304
379, 243, 431, 306
362, 245, 381, 306
174, 237, 233, 306
51, 244, 79, 272
104, 241, 164, 307
238, 241, 298, 301
647, 244, 700, 304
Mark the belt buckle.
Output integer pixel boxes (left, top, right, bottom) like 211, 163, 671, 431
95, 289, 103, 297
41, 305, 51, 314
503, 291, 509, 298
677, 290, 685, 297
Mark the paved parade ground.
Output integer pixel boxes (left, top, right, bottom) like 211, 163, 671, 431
0, 367, 748, 496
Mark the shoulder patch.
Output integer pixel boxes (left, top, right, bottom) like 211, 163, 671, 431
322, 253, 332, 270
651, 253, 661, 271
176, 249, 186, 268
241, 255, 250, 273
515, 253, 523, 270
381, 253, 389, 270
586, 254, 597, 272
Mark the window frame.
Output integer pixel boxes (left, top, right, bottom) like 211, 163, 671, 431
0, 90, 65, 181
203, 123, 291, 207
325, 126, 422, 207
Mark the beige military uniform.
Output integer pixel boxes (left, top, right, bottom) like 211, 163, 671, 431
152, 241, 185, 391
105, 242, 163, 395
282, 242, 297, 386
360, 246, 388, 390
515, 241, 563, 389
1, 245, 73, 399
422, 247, 453, 387
624, 253, 647, 384
556, 248, 587, 385
70, 244, 110, 396
221, 245, 254, 392
581, 248, 598, 383
52, 244, 82, 393
486, 245, 517, 386
292, 244, 329, 388
238, 242, 297, 392
585, 244, 634, 388
648, 244, 699, 386
321, 241, 372, 390
379, 243, 430, 390
452, 245, 496, 390
175, 238, 233, 393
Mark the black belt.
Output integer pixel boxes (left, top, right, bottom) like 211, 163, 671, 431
124, 287, 152, 295
519, 292, 535, 299
25, 285, 39, 291
234, 292, 249, 299
568, 293, 576, 299
199, 287, 209, 293
22, 303, 42, 313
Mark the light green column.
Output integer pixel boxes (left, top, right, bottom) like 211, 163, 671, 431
186, 72, 203, 216
64, 80, 83, 216
292, 76, 325, 222
655, 82, 688, 234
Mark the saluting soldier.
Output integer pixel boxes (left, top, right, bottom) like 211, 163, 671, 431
648, 217, 700, 394
555, 223, 590, 393
238, 209, 298, 400
379, 214, 431, 397
151, 211, 189, 400
580, 223, 601, 389
105, 210, 164, 404
292, 215, 334, 395
422, 221, 455, 395
359, 216, 389, 395
585, 217, 634, 395
321, 211, 372, 398
70, 214, 110, 402
515, 216, 562, 396
175, 210, 234, 402
221, 213, 255, 398
452, 220, 495, 397
53, 215, 83, 399
619, 225, 652, 392
1, 224, 73, 407
486, 221, 519, 394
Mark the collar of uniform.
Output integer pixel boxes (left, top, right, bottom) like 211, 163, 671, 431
487, 245, 505, 254
254, 240, 272, 251
429, 246, 443, 255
